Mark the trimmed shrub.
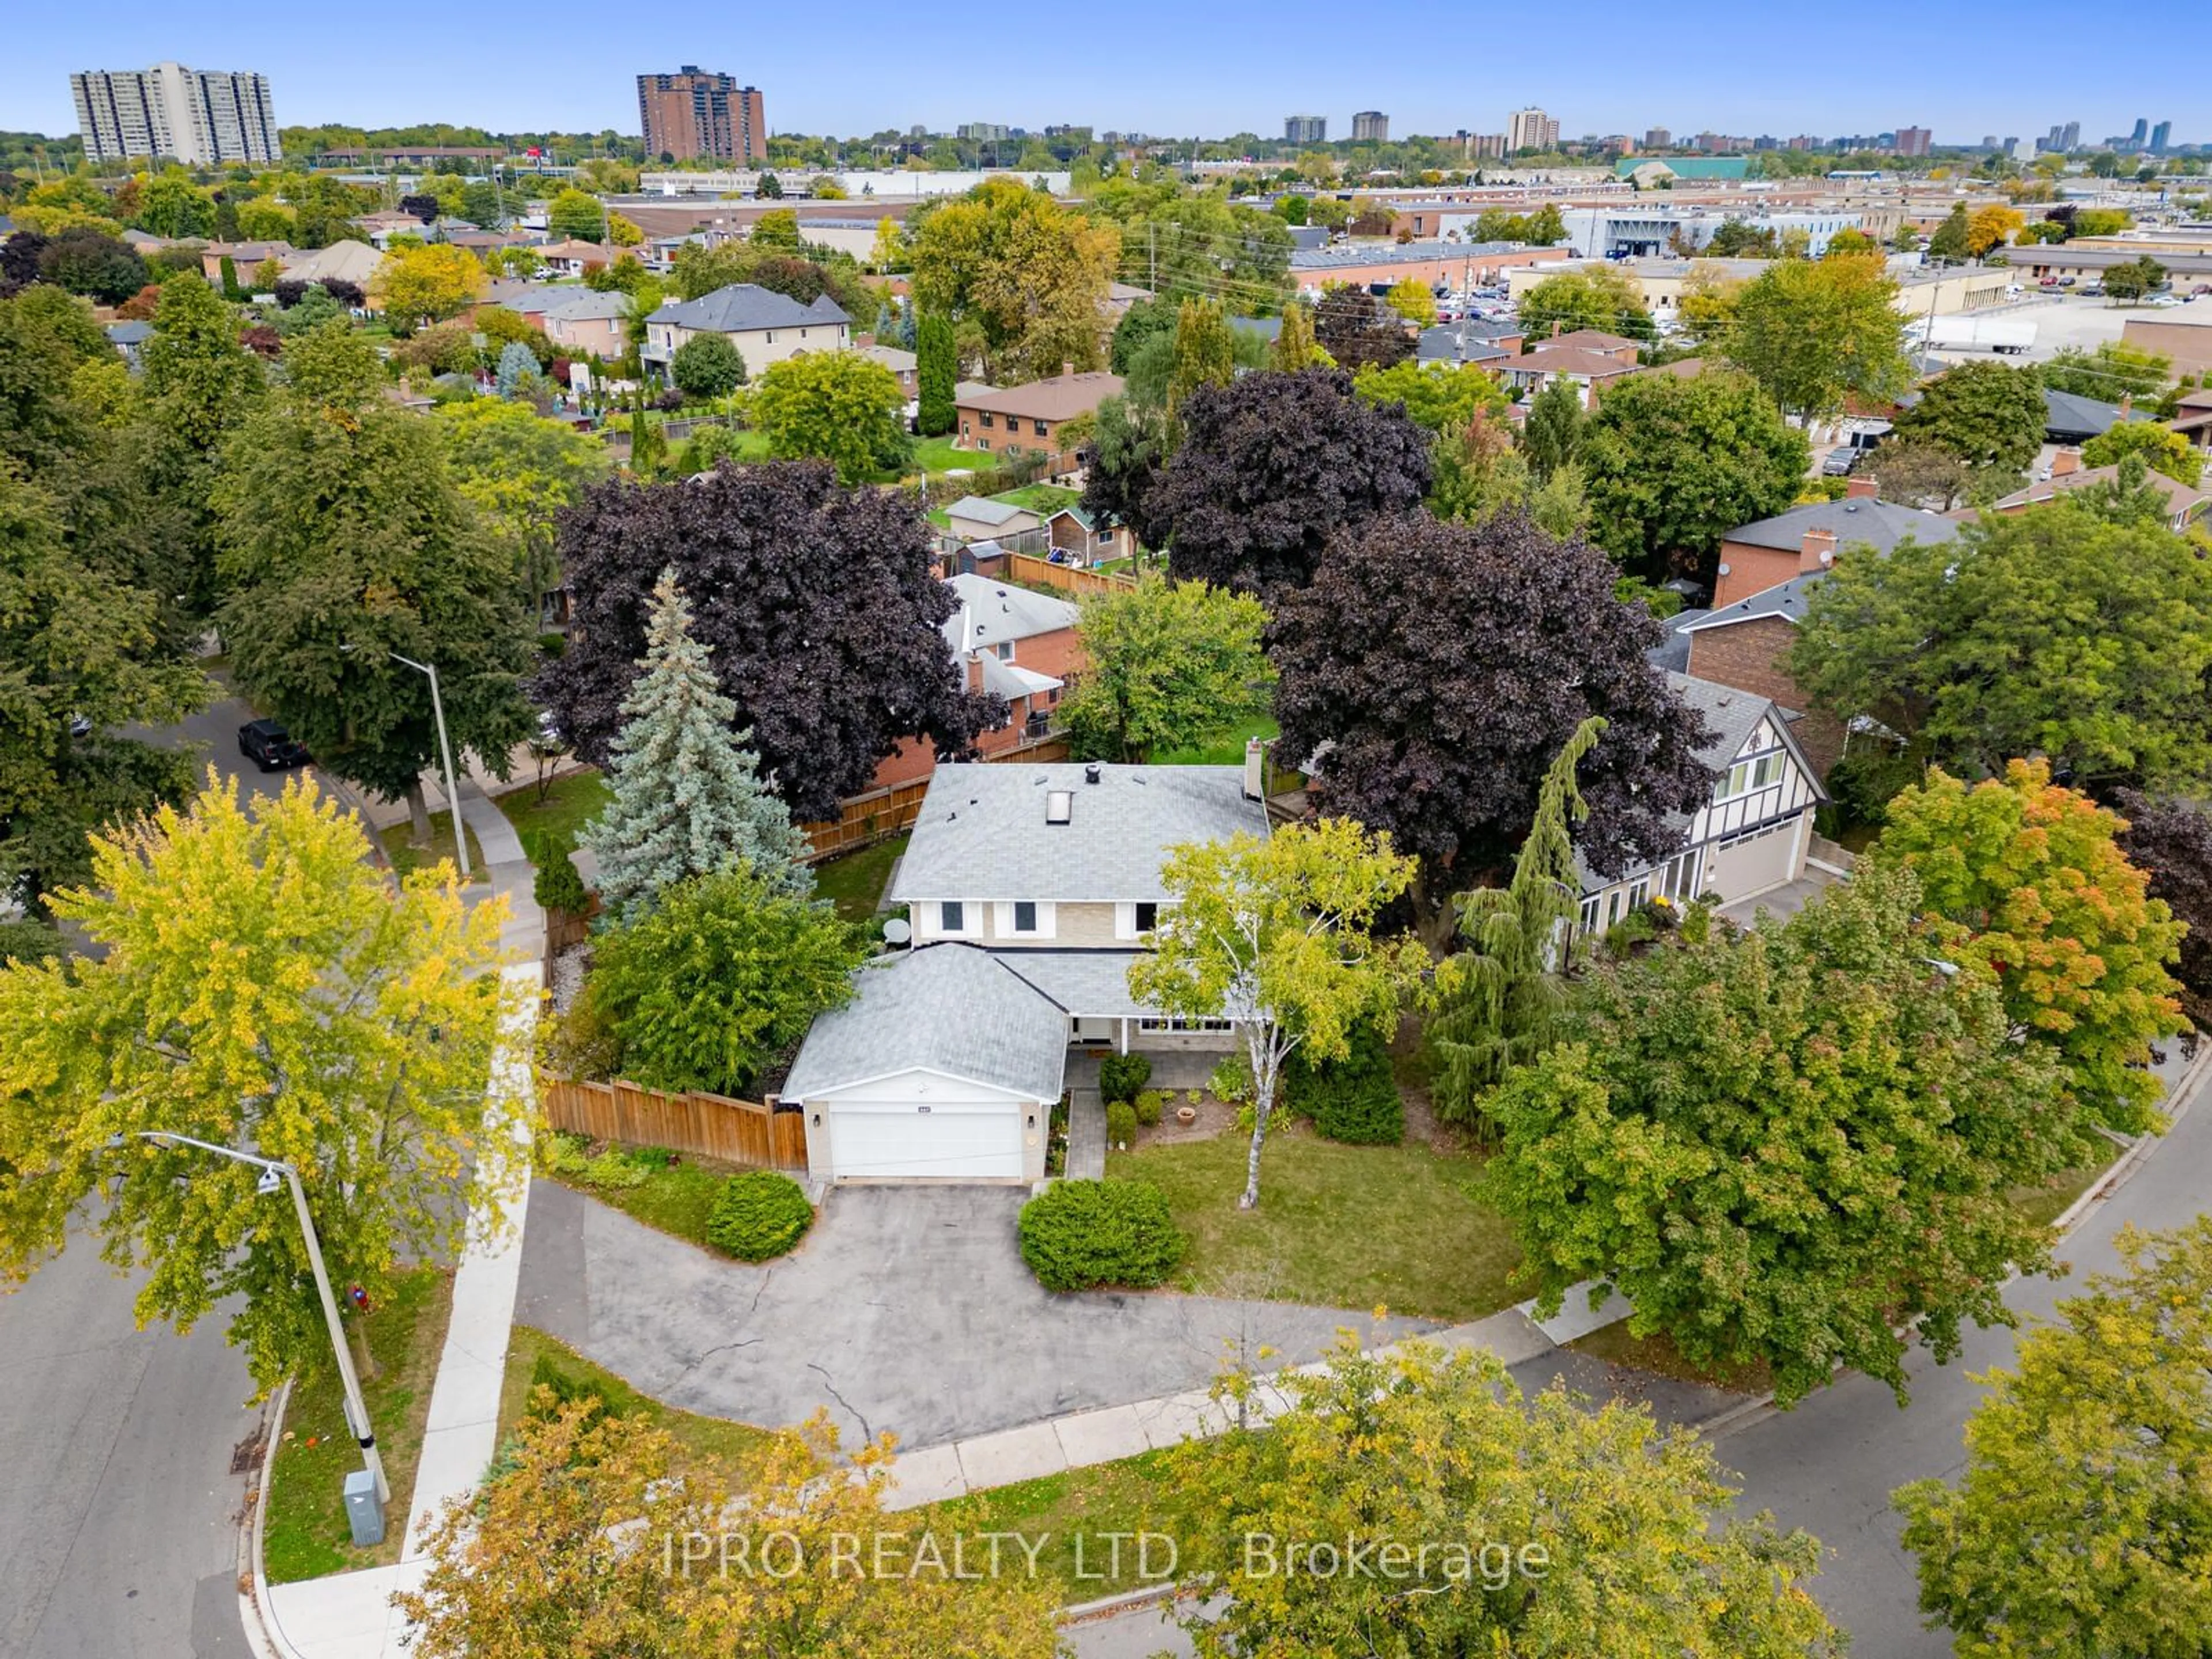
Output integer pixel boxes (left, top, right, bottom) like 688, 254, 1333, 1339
1281, 1025, 1404, 1145
1018, 1179, 1186, 1292
1106, 1100, 1137, 1146
1132, 1089, 1165, 1127
1098, 1052, 1152, 1104
1207, 1051, 1253, 1104
530, 831, 590, 916
705, 1171, 815, 1260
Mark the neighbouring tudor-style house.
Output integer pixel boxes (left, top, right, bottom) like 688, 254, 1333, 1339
1574, 673, 1826, 933
782, 756, 1267, 1184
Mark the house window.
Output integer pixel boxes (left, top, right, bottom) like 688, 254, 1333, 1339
1628, 878, 1650, 909
940, 900, 965, 932
1033, 418, 1049, 436
765, 331, 775, 343
993, 641, 1013, 660
1013, 901, 1038, 933
1607, 891, 1623, 926
1134, 902, 1158, 933
961, 422, 971, 438
978, 440, 991, 452
1717, 751, 1785, 801
980, 412, 995, 429
1578, 895, 1601, 933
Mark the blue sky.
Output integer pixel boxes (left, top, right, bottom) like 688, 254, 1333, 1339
2, 2, 2199, 148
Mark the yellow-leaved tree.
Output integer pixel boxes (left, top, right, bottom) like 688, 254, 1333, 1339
0, 772, 531, 1391
397, 1397, 1062, 1659
373, 241, 486, 333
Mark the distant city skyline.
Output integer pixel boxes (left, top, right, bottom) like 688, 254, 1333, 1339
3, 1, 2201, 150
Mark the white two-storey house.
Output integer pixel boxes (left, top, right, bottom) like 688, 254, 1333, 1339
781, 756, 1268, 1183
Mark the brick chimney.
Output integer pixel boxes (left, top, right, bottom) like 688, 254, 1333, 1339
1551, 319, 1564, 338
1845, 475, 1879, 499
1800, 526, 1840, 572
1061, 361, 1074, 379
2053, 447, 2082, 476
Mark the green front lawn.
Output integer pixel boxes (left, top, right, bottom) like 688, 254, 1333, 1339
1150, 715, 1279, 768
810, 831, 909, 921
263, 1266, 453, 1583
546, 1144, 743, 1252
501, 1325, 774, 1479
993, 483, 1082, 514
378, 816, 487, 884
918, 1448, 1199, 1597
1105, 1128, 1523, 1322
495, 767, 611, 849
911, 434, 984, 476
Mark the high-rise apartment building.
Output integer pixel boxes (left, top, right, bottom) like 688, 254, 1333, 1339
2062, 120, 2081, 151
2128, 117, 2148, 148
2152, 120, 2172, 155
637, 67, 767, 164
1351, 110, 1389, 142
70, 62, 280, 165
1643, 127, 1671, 149
1507, 107, 1560, 153
1285, 114, 1327, 144
1894, 125, 1931, 157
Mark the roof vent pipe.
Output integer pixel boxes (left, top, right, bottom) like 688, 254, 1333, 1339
1084, 763, 1102, 785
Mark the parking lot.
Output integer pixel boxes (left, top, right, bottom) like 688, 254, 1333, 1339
1925, 290, 2212, 367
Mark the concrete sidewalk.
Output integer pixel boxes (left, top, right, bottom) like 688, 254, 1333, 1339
249, 800, 547, 1659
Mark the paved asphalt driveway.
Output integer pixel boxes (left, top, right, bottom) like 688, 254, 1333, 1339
517, 1181, 1433, 1449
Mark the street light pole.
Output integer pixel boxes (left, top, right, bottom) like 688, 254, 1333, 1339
137, 1131, 391, 1506
346, 643, 472, 879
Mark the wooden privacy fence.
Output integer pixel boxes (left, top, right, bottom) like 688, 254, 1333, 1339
543, 1074, 808, 1171
798, 777, 931, 862
1007, 552, 1136, 598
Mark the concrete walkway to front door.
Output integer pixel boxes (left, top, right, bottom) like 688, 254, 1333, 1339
516, 1181, 1434, 1451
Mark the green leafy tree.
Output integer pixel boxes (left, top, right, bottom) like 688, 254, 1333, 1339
1870, 760, 2183, 1135
1516, 264, 1654, 340
669, 331, 745, 399
0, 774, 525, 1392
134, 169, 215, 239
1895, 1218, 2212, 1658
573, 862, 861, 1097
1059, 576, 1272, 763
2082, 416, 2203, 484
1521, 373, 1585, 480
1725, 252, 1910, 419
434, 397, 612, 623
1129, 819, 1428, 1209
1350, 357, 1509, 433
1177, 1334, 1842, 1658
1891, 359, 2048, 474
1267, 298, 1324, 370
1165, 297, 1235, 419
1487, 865, 2089, 1406
2102, 253, 2166, 302
1580, 366, 1809, 582
752, 350, 906, 484
1788, 503, 2212, 794
140, 274, 264, 609
1928, 204, 1973, 262
1382, 275, 1437, 327
1428, 718, 1601, 1126
213, 328, 536, 842
915, 311, 956, 435
2039, 340, 2171, 403
273, 282, 346, 338
907, 178, 1119, 382
581, 569, 810, 918
546, 185, 607, 243
1427, 404, 1532, 523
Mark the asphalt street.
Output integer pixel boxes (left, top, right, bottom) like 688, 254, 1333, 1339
0, 1233, 259, 1659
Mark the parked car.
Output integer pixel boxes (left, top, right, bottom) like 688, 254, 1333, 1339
1821, 447, 1859, 477
238, 718, 311, 772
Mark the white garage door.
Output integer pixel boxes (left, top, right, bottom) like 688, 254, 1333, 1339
829, 1101, 1024, 1180
1707, 819, 1800, 902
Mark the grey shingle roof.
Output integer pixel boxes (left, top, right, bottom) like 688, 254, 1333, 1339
1648, 607, 1710, 672
1667, 671, 1781, 768
780, 944, 1069, 1103
1680, 573, 1823, 634
997, 950, 1162, 1020
945, 496, 1030, 527
944, 573, 1078, 652
643, 282, 851, 332
2041, 385, 2150, 441
891, 763, 1268, 905
1726, 497, 1959, 555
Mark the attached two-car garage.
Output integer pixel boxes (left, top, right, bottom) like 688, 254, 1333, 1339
781, 944, 1069, 1184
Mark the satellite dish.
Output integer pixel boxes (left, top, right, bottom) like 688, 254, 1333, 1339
881, 917, 912, 946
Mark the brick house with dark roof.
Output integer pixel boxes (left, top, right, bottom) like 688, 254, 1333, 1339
1712, 480, 1960, 607
953, 370, 1123, 475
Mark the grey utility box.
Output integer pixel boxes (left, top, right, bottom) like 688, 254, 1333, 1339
343, 1469, 386, 1547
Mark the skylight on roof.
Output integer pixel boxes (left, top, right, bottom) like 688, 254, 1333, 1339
1045, 790, 1073, 825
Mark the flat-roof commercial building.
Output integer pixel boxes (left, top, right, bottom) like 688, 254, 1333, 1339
70, 62, 279, 165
